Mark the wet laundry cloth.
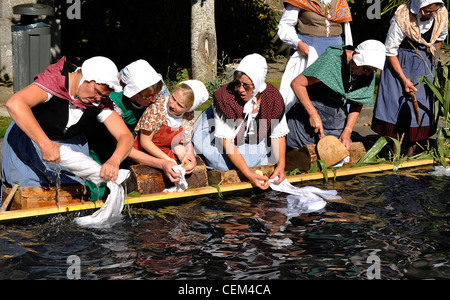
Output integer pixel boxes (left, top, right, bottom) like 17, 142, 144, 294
163, 165, 188, 192
58, 145, 130, 228
269, 177, 340, 215
430, 166, 450, 177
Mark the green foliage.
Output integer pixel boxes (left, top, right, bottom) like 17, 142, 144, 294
308, 159, 328, 182
0, 116, 11, 139
357, 136, 401, 164
419, 54, 450, 166
165, 66, 191, 93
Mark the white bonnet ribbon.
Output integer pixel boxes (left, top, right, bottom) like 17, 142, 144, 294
241, 97, 258, 137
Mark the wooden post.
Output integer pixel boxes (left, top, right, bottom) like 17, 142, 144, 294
0, 184, 18, 212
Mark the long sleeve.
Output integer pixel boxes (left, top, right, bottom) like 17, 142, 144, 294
278, 4, 302, 49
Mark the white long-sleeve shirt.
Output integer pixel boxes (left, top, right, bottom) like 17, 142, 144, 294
277, 4, 353, 49
384, 15, 448, 56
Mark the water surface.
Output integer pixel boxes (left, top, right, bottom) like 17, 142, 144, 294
0, 166, 449, 280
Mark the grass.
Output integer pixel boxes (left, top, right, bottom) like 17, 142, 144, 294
0, 116, 11, 138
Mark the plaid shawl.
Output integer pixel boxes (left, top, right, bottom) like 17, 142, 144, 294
213, 83, 285, 143
284, 0, 352, 23
395, 1, 448, 60
33, 56, 114, 110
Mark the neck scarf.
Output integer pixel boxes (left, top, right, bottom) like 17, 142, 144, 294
302, 45, 376, 106
284, 0, 352, 23
395, 1, 448, 60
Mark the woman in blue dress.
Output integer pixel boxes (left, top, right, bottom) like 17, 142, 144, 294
372, 0, 448, 155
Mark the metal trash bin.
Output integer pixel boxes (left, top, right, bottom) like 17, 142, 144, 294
11, 4, 55, 92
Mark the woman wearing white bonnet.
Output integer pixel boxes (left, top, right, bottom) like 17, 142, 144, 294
372, 0, 448, 155
1, 55, 134, 196
192, 53, 290, 190
286, 40, 385, 151
86, 59, 185, 200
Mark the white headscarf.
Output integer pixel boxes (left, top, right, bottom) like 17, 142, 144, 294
120, 59, 161, 98
410, 0, 444, 14
235, 53, 267, 97
235, 53, 268, 137
182, 79, 209, 112
352, 40, 387, 70
79, 56, 122, 92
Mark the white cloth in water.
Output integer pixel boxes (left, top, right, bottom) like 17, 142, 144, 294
430, 165, 450, 176
269, 177, 340, 215
58, 145, 130, 228
163, 165, 188, 192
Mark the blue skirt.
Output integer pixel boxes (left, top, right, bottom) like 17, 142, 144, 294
295, 32, 343, 57
286, 100, 348, 149
373, 47, 437, 129
191, 106, 272, 171
1, 121, 87, 197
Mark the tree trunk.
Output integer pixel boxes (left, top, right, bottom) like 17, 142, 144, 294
191, 0, 217, 82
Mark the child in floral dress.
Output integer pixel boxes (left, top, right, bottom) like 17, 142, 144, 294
134, 80, 209, 173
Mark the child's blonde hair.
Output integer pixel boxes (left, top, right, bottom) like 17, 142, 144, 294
172, 83, 194, 110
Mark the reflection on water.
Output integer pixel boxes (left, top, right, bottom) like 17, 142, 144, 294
0, 166, 449, 280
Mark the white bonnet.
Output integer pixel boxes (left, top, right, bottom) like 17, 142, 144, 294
410, 0, 444, 14
352, 40, 387, 70
121, 59, 161, 98
235, 53, 267, 96
182, 79, 209, 112
81, 56, 122, 92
